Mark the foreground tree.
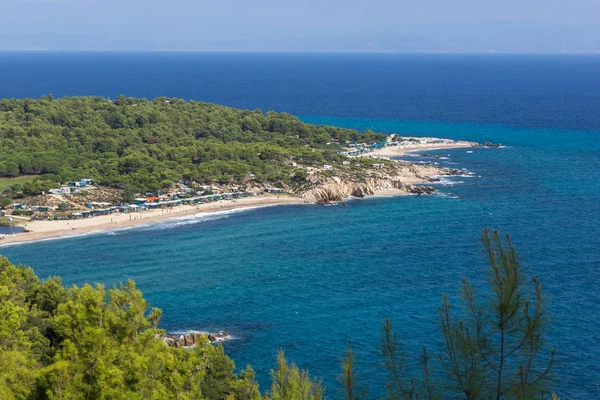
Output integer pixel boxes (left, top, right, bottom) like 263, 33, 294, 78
264, 350, 325, 400
339, 342, 367, 400
0, 258, 260, 399
382, 229, 555, 399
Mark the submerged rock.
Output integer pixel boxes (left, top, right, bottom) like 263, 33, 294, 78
419, 153, 445, 159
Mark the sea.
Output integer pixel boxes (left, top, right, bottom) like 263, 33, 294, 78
1, 52, 599, 398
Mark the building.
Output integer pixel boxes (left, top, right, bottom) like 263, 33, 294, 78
85, 202, 112, 209
323, 165, 333, 170
31, 206, 52, 212
264, 187, 284, 194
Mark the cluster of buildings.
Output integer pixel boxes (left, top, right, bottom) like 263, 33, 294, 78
6, 183, 275, 221
340, 142, 381, 157
47, 179, 94, 196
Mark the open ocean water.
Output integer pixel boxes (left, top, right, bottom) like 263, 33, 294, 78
1, 52, 600, 398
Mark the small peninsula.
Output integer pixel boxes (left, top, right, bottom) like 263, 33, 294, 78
0, 96, 475, 244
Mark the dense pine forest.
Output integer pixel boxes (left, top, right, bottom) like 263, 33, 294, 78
0, 96, 386, 191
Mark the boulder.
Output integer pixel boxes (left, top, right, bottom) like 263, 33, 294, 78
408, 185, 436, 196
157, 331, 231, 348
482, 142, 502, 147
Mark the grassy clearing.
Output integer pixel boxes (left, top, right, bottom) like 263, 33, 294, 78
0, 216, 18, 226
0, 176, 37, 191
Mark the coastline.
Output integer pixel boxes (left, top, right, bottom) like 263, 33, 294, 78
0, 195, 303, 246
359, 140, 476, 158
0, 140, 474, 246
0, 188, 421, 246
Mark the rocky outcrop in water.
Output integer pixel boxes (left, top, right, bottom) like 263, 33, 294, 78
408, 186, 436, 195
157, 331, 230, 348
482, 142, 503, 147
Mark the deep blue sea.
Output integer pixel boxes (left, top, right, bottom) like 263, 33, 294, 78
1, 52, 600, 398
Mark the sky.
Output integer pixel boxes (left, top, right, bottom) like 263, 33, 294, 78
2, 0, 600, 50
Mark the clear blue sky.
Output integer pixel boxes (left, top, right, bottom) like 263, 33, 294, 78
3, 0, 600, 40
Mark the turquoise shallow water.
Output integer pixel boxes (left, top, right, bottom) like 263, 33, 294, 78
2, 118, 599, 398
1, 53, 600, 397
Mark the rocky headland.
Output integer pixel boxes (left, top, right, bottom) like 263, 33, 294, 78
293, 160, 467, 204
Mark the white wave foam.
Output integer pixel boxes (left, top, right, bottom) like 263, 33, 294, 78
436, 192, 460, 199
0, 229, 110, 247
133, 204, 284, 232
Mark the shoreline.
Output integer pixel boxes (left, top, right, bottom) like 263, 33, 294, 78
0, 188, 415, 246
359, 141, 476, 158
0, 195, 303, 246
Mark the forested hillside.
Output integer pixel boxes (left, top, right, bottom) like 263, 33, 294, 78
0, 96, 385, 191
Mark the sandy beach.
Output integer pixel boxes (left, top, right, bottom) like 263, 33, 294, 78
0, 195, 303, 246
359, 140, 476, 158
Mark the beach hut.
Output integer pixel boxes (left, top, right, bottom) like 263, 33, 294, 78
53, 212, 70, 221
33, 213, 52, 221
32, 205, 52, 212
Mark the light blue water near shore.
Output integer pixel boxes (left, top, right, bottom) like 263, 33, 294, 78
1, 53, 600, 397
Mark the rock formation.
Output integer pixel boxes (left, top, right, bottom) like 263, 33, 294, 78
482, 142, 503, 147
298, 160, 465, 204
157, 331, 230, 348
